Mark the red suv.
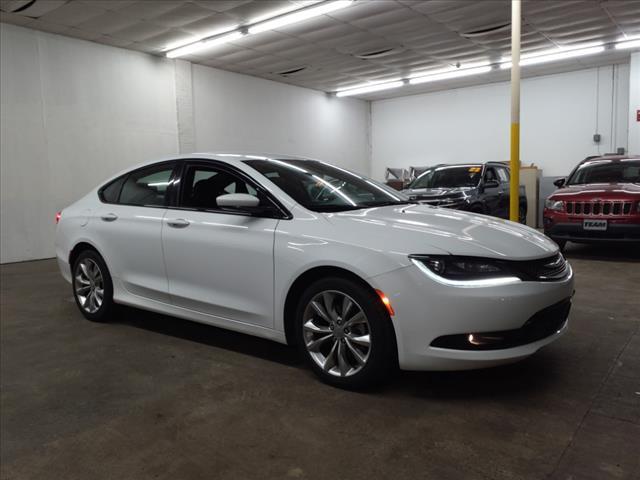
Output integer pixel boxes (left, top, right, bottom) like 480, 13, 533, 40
543, 155, 640, 249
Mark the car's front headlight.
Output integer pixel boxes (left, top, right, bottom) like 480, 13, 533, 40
409, 255, 522, 287
545, 199, 563, 211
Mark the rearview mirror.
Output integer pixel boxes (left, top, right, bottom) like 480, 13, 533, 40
216, 193, 260, 209
483, 179, 500, 189
553, 178, 566, 188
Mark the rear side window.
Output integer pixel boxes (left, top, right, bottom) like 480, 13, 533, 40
100, 176, 126, 203
497, 167, 510, 183
119, 163, 175, 207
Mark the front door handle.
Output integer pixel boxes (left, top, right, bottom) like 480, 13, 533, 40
167, 218, 190, 229
101, 213, 118, 222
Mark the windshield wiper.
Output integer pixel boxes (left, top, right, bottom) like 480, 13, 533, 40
362, 200, 417, 207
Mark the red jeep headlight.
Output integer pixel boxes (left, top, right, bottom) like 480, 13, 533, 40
545, 199, 563, 211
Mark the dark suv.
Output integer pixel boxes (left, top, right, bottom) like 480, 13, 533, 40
402, 162, 527, 222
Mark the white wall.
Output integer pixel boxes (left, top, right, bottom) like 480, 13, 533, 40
191, 65, 370, 172
371, 66, 630, 179
1, 23, 179, 264
0, 23, 371, 263
629, 52, 640, 155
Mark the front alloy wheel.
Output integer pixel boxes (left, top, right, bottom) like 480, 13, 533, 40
296, 277, 396, 389
303, 290, 371, 377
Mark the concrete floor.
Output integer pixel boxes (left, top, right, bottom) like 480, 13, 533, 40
1, 244, 639, 480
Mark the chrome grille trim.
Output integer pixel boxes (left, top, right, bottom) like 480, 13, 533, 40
565, 200, 632, 216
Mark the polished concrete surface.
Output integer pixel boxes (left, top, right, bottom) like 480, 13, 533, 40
1, 244, 639, 480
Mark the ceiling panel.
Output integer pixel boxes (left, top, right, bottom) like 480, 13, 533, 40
1, 0, 638, 99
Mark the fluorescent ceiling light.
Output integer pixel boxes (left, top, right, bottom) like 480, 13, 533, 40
166, 31, 244, 58
409, 66, 491, 85
248, 0, 353, 34
500, 43, 605, 68
336, 80, 404, 97
166, 1, 352, 58
615, 38, 640, 50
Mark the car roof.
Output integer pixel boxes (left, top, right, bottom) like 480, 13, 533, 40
428, 162, 507, 168
578, 155, 640, 166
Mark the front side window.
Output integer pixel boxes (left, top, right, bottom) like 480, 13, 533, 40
567, 159, 640, 185
410, 165, 483, 189
484, 167, 498, 184
245, 159, 409, 212
180, 164, 259, 210
119, 163, 175, 207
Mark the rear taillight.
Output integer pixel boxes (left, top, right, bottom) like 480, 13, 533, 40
55, 211, 61, 224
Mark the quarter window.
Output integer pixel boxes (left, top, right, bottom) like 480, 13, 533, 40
100, 175, 126, 203
119, 163, 175, 207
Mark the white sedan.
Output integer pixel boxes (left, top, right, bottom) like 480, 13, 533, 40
55, 154, 574, 389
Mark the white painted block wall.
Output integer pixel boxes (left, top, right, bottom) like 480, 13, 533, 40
371, 65, 630, 179
628, 52, 640, 155
1, 24, 179, 264
191, 65, 370, 172
0, 24, 371, 263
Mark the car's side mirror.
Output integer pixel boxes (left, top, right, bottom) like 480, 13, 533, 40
483, 179, 500, 189
216, 193, 260, 209
553, 178, 566, 188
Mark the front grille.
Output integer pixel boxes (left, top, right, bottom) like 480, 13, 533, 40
430, 298, 571, 351
510, 253, 569, 281
565, 200, 632, 216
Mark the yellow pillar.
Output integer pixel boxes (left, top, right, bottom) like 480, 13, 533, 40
509, 0, 521, 222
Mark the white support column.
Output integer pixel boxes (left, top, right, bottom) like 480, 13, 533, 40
174, 59, 195, 154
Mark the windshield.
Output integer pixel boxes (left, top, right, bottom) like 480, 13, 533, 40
566, 159, 640, 185
245, 159, 411, 212
409, 165, 483, 189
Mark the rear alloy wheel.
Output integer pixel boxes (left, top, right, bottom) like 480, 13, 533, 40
73, 250, 114, 322
296, 277, 396, 389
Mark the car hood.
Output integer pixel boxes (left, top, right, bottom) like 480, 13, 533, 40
326, 204, 557, 262
550, 182, 640, 199
402, 186, 475, 198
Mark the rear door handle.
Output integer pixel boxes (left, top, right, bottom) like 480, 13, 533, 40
167, 218, 190, 229
101, 213, 118, 222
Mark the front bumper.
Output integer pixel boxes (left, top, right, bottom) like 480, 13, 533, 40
544, 221, 640, 243
368, 262, 574, 371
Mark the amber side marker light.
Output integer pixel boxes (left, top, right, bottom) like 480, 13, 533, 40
376, 289, 395, 316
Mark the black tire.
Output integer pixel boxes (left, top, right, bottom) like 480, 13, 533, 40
72, 250, 115, 322
294, 276, 397, 389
